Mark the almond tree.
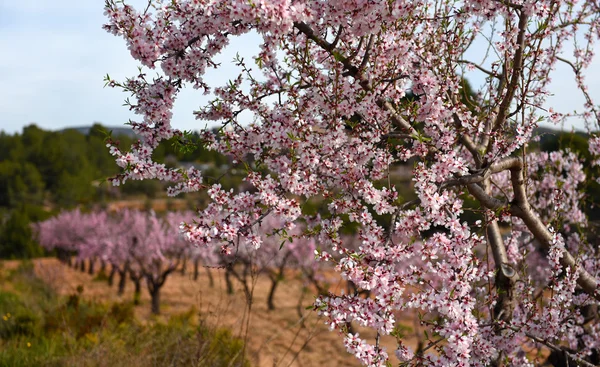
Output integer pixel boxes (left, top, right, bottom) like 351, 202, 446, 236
221, 215, 299, 310
102, 210, 135, 296
259, 222, 296, 311
35, 211, 72, 264
104, 1, 600, 365
36, 209, 91, 268
126, 210, 187, 314
37, 209, 187, 313
73, 211, 112, 276
36, 210, 128, 293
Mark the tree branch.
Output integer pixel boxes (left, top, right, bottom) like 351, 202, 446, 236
359, 35, 375, 71
457, 59, 501, 79
294, 21, 417, 134
452, 112, 483, 167
478, 157, 600, 300
484, 12, 529, 154
466, 182, 507, 210
493, 12, 528, 127
506, 325, 597, 367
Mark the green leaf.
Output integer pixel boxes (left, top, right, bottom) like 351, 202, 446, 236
332, 51, 345, 62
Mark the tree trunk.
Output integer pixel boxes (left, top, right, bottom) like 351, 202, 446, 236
129, 269, 142, 305
67, 255, 73, 267
79, 259, 85, 272
133, 278, 141, 305
296, 286, 307, 329
225, 268, 234, 294
193, 258, 199, 280
88, 258, 95, 275
149, 284, 161, 314
57, 249, 66, 263
117, 270, 126, 296
267, 277, 279, 311
180, 256, 187, 275
267, 258, 288, 311
108, 265, 116, 287
229, 263, 252, 303
100, 260, 106, 275
206, 267, 214, 288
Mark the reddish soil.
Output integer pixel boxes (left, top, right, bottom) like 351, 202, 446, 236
2, 258, 419, 367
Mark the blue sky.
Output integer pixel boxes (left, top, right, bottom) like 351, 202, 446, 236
0, 0, 261, 135
0, 1, 598, 135
0, 1, 141, 134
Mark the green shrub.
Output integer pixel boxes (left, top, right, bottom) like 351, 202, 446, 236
109, 302, 135, 325
44, 293, 109, 339
0, 261, 252, 367
0, 291, 41, 339
92, 272, 109, 282
197, 327, 250, 367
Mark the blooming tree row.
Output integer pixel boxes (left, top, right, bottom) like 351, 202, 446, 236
102, 0, 600, 365
36, 209, 191, 314
35, 208, 324, 314
212, 214, 322, 310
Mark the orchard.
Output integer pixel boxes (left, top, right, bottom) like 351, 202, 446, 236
98, 0, 600, 366
35, 209, 189, 314
35, 209, 322, 316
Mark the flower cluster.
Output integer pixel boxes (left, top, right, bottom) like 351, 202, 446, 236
104, 0, 600, 365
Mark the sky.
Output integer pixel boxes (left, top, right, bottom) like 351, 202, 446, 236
0, 0, 261, 135
0, 1, 598, 135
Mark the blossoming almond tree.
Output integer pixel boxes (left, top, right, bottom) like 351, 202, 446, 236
36, 209, 100, 271
35, 210, 77, 265
122, 209, 188, 314
103, 0, 600, 365
36, 209, 189, 313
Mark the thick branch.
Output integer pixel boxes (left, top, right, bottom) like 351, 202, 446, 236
478, 157, 600, 299
484, 169, 519, 323
466, 182, 506, 210
505, 325, 597, 367
488, 220, 519, 322
489, 156, 521, 173
294, 21, 335, 51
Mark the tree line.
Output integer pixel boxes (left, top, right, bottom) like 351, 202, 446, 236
0, 123, 229, 259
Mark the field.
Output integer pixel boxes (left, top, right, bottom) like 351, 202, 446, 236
1, 258, 418, 367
